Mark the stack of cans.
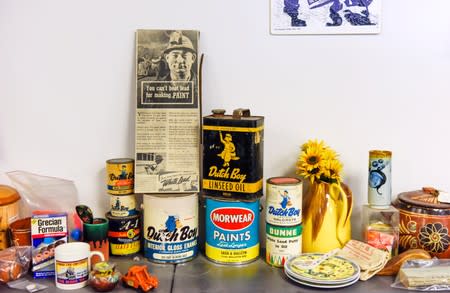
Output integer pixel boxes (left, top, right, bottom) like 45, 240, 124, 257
202, 108, 264, 265
105, 158, 141, 257
265, 177, 303, 267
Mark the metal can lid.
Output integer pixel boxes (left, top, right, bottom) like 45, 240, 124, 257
232, 108, 251, 119
0, 185, 20, 206
106, 158, 134, 164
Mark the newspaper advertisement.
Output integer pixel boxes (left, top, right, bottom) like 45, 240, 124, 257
135, 29, 200, 193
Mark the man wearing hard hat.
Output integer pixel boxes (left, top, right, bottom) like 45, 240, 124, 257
160, 31, 197, 82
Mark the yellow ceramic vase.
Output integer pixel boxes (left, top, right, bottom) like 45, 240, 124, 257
302, 181, 353, 253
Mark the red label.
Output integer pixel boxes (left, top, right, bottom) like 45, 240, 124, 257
210, 208, 254, 231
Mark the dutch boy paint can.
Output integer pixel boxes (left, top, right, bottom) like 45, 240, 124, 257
368, 150, 392, 208
265, 177, 302, 226
143, 194, 198, 263
110, 194, 138, 217
205, 197, 260, 265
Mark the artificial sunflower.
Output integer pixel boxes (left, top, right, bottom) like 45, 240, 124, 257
296, 139, 343, 184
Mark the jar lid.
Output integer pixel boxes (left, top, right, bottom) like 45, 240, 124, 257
397, 187, 450, 210
0, 185, 21, 206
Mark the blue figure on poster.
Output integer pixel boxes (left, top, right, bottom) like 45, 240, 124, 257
284, 0, 376, 27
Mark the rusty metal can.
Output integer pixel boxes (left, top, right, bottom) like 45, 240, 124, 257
202, 109, 264, 201
106, 158, 134, 195
266, 177, 302, 226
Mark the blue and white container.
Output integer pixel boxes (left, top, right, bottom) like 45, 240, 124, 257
205, 197, 260, 265
368, 150, 392, 208
143, 193, 198, 263
266, 177, 302, 226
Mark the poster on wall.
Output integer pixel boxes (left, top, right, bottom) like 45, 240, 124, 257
270, 0, 381, 34
135, 29, 200, 194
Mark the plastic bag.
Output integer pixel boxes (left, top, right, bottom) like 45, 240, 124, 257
0, 246, 32, 283
6, 171, 82, 240
7, 279, 48, 292
392, 259, 450, 291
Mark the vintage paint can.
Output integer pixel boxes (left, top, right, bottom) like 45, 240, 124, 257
106, 158, 134, 195
205, 197, 260, 265
266, 177, 302, 226
106, 212, 140, 256
202, 109, 264, 201
368, 150, 392, 208
265, 223, 302, 267
143, 193, 198, 263
110, 194, 138, 217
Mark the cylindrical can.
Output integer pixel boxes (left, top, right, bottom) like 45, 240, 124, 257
265, 223, 302, 267
143, 194, 198, 263
202, 109, 264, 201
368, 150, 392, 208
106, 212, 140, 256
106, 158, 134, 195
205, 197, 260, 265
110, 194, 137, 217
266, 177, 302, 226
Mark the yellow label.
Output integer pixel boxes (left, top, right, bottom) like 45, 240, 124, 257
110, 241, 140, 255
203, 179, 262, 193
106, 161, 134, 195
206, 243, 259, 263
203, 125, 264, 133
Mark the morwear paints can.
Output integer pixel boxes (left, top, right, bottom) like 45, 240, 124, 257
106, 212, 140, 256
106, 158, 134, 195
368, 150, 392, 208
202, 109, 264, 201
265, 223, 302, 267
143, 193, 198, 263
265, 177, 302, 226
205, 197, 260, 265
110, 194, 138, 217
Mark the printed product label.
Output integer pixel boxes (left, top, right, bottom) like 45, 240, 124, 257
144, 194, 198, 263
205, 199, 259, 263
266, 182, 302, 226
108, 214, 140, 255
106, 161, 134, 194
31, 213, 68, 278
202, 124, 263, 198
55, 258, 88, 285
266, 224, 302, 267
110, 195, 137, 217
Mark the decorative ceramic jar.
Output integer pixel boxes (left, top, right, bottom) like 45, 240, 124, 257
393, 187, 450, 258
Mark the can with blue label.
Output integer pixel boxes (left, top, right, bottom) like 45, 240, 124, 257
205, 197, 260, 265
266, 177, 302, 226
143, 193, 198, 263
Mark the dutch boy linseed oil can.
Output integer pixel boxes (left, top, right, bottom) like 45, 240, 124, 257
203, 109, 264, 200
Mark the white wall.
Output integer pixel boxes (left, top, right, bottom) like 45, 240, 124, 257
1, 0, 450, 239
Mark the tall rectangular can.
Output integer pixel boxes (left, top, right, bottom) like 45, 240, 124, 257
203, 109, 264, 201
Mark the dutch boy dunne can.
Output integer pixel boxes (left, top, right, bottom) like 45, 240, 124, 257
205, 197, 260, 265
202, 109, 264, 201
143, 194, 198, 263
368, 150, 392, 208
265, 177, 302, 226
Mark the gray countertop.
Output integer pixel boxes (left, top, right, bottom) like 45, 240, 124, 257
0, 253, 405, 293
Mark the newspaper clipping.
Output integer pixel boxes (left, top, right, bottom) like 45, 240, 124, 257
135, 29, 200, 193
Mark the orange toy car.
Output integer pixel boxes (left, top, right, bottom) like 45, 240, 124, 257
122, 265, 158, 292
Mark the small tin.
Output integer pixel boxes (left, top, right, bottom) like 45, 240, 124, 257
143, 193, 198, 263
266, 177, 302, 226
110, 194, 138, 217
265, 223, 302, 267
368, 150, 392, 208
106, 158, 134, 195
205, 197, 260, 265
106, 212, 140, 256
202, 109, 264, 201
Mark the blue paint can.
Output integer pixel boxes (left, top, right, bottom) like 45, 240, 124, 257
205, 197, 260, 265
